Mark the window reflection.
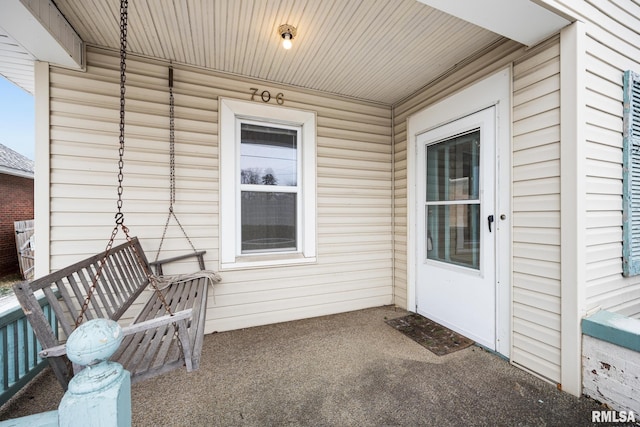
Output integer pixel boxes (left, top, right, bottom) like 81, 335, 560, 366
426, 130, 479, 202
239, 123, 299, 254
241, 192, 297, 253
240, 124, 297, 186
425, 129, 481, 270
427, 205, 480, 269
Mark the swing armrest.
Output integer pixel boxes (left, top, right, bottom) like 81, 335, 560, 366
39, 309, 193, 359
122, 308, 192, 335
39, 344, 68, 358
150, 251, 207, 275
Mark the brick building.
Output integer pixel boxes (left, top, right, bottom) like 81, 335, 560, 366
0, 143, 33, 277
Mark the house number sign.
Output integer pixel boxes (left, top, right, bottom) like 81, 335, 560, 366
249, 87, 284, 105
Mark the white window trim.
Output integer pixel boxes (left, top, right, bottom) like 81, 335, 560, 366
219, 98, 317, 270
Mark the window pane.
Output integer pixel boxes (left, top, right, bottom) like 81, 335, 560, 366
426, 130, 480, 202
241, 123, 297, 186
427, 204, 480, 270
241, 191, 297, 253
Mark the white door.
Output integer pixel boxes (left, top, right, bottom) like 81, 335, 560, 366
416, 107, 497, 350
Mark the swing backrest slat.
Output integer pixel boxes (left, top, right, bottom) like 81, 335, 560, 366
22, 238, 150, 339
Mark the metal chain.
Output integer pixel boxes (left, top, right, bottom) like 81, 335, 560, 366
169, 67, 175, 208
75, 0, 130, 327
75, 224, 120, 326
122, 227, 173, 314
154, 66, 198, 263
76, 0, 174, 327
116, 0, 128, 225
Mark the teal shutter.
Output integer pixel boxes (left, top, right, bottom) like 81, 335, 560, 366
623, 70, 640, 276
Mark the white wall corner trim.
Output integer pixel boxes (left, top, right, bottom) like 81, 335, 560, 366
34, 61, 50, 277
559, 20, 587, 397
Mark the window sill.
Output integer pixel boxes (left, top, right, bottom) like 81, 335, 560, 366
220, 253, 317, 271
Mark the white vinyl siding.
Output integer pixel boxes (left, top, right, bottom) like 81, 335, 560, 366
48, 46, 392, 333
511, 37, 561, 383
542, 0, 640, 319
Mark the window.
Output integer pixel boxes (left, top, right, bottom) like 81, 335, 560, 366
623, 70, 640, 276
219, 98, 316, 269
240, 123, 298, 253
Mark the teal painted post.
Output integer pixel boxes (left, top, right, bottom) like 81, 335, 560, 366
58, 319, 131, 427
0, 410, 58, 427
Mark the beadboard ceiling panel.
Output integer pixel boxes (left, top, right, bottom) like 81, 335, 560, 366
53, 0, 506, 104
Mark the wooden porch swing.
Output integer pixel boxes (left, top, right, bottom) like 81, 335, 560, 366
13, 0, 220, 390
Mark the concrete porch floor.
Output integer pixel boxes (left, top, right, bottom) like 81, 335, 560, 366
0, 306, 611, 426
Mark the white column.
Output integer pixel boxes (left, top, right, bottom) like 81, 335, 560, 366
34, 61, 50, 278
560, 20, 587, 397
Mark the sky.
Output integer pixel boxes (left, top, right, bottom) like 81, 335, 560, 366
0, 76, 35, 160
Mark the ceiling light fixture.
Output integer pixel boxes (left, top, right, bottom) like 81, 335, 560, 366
278, 24, 297, 50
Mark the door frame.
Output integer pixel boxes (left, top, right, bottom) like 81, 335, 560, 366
406, 67, 512, 357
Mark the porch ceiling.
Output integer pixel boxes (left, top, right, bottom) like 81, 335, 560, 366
51, 0, 507, 105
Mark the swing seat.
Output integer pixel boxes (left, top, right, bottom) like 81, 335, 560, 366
12, 237, 213, 390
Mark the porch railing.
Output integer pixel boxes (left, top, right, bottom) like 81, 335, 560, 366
0, 294, 57, 407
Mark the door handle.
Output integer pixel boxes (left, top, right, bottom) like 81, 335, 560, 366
487, 215, 494, 232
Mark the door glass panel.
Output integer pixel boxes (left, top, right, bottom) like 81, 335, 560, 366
425, 129, 481, 270
426, 131, 480, 201
426, 204, 480, 269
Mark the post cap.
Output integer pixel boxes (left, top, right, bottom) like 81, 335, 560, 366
66, 318, 123, 367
